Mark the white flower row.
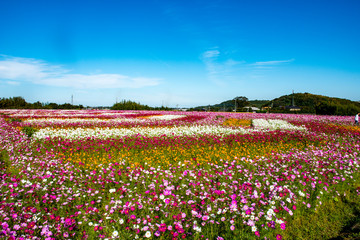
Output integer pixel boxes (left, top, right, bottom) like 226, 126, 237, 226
24, 118, 144, 124
32, 125, 251, 140
252, 119, 306, 131
146, 115, 186, 120
30, 119, 306, 140
24, 115, 186, 124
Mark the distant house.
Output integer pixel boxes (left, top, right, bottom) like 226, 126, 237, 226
286, 105, 301, 111
262, 106, 271, 111
243, 106, 260, 112
286, 90, 301, 111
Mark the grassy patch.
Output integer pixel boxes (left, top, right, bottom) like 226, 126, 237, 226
282, 182, 360, 240
21, 126, 38, 138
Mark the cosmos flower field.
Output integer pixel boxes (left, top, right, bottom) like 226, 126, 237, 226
0, 110, 359, 240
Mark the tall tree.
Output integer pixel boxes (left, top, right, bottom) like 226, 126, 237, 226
233, 96, 249, 112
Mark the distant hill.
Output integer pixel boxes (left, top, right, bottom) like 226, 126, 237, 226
191, 98, 270, 112
263, 92, 360, 115
191, 93, 360, 115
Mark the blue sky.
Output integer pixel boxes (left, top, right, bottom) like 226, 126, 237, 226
0, 0, 359, 107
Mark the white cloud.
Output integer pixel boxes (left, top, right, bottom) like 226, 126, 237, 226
0, 55, 161, 89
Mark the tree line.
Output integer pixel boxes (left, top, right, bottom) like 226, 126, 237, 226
111, 100, 170, 110
0, 97, 84, 109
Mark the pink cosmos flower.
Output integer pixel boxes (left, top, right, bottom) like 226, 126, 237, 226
280, 223, 286, 230
164, 189, 172, 196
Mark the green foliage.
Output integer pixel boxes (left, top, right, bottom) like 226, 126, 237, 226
248, 100, 270, 108
280, 170, 360, 240
0, 96, 84, 109
42, 102, 84, 109
8, 118, 22, 123
234, 96, 249, 111
21, 126, 38, 138
0, 96, 27, 108
111, 100, 153, 110
282, 193, 360, 239
0, 150, 10, 171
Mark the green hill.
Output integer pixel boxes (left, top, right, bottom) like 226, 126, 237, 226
191, 97, 270, 112
191, 93, 360, 115
263, 92, 360, 115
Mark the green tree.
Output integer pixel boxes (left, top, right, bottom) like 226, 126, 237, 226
111, 100, 152, 110
234, 96, 249, 112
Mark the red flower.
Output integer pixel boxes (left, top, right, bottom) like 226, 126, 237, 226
27, 222, 35, 229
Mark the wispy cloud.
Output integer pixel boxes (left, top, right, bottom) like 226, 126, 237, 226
201, 48, 243, 86
202, 49, 220, 59
0, 55, 161, 89
5, 81, 20, 85
200, 49, 295, 83
252, 59, 295, 67
201, 49, 220, 83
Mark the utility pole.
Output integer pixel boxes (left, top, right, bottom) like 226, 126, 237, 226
71, 95, 73, 105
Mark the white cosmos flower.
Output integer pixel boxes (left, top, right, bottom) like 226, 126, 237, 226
145, 231, 151, 238
146, 115, 185, 120
112, 230, 119, 237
